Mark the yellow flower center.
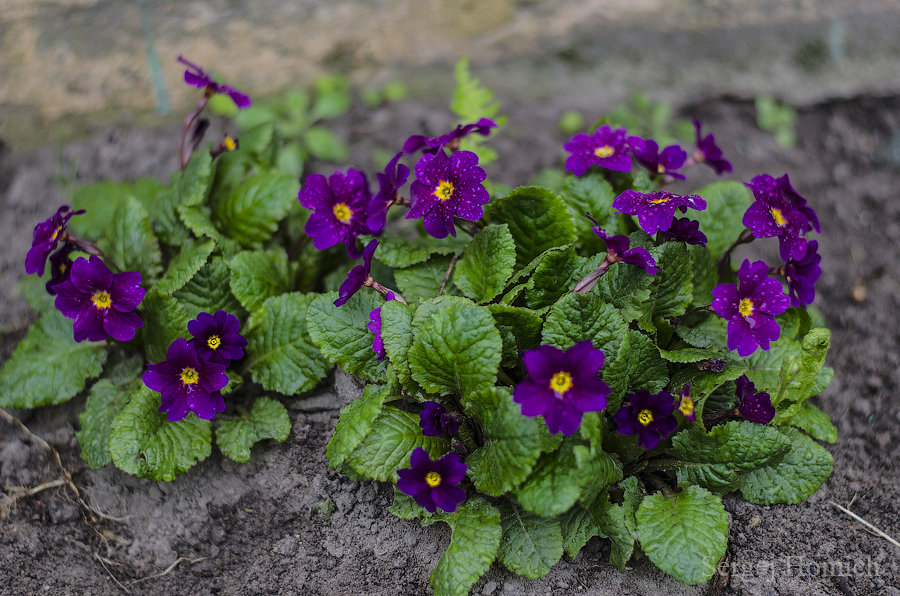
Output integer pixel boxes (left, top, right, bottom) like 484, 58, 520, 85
91, 291, 112, 310
650, 195, 671, 204
770, 207, 787, 227
332, 202, 353, 223
180, 367, 200, 385
51, 226, 62, 241
739, 298, 754, 317
549, 371, 574, 395
637, 409, 654, 426
59, 263, 67, 274
594, 145, 615, 158
207, 335, 221, 350
657, 163, 666, 174
679, 396, 695, 417
223, 135, 238, 152
434, 180, 454, 202
425, 471, 442, 488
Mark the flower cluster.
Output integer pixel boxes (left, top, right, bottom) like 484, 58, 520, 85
419, 401, 460, 437
25, 205, 84, 278
612, 189, 707, 236
743, 173, 819, 262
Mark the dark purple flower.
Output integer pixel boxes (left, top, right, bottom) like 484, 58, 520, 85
677, 384, 697, 422
418, 401, 461, 437
784, 239, 821, 308
187, 310, 247, 364
335, 240, 378, 307
564, 125, 639, 176
613, 190, 707, 236
406, 148, 489, 239
613, 390, 679, 449
711, 259, 791, 357
143, 338, 228, 422
663, 217, 708, 247
396, 447, 467, 513
366, 152, 410, 232
742, 174, 817, 262
735, 375, 775, 424
300, 168, 375, 259
586, 217, 657, 275
46, 244, 76, 295
25, 205, 85, 277
691, 119, 732, 175
513, 341, 610, 436
177, 55, 251, 109
53, 256, 145, 343
633, 139, 687, 180
367, 290, 395, 360
403, 118, 498, 155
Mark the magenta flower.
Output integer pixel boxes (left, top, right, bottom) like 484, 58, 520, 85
403, 118, 497, 155
25, 205, 85, 277
513, 341, 610, 436
633, 139, 687, 180
335, 239, 378, 307
300, 168, 375, 259
784, 239, 821, 308
367, 290, 395, 360
53, 256, 145, 343
406, 148, 489, 239
187, 310, 247, 364
677, 384, 697, 422
419, 401, 460, 437
397, 448, 467, 513
564, 125, 638, 176
143, 338, 228, 422
613, 390, 678, 449
711, 259, 791, 357
736, 375, 775, 424
742, 174, 818, 261
663, 217, 708, 247
366, 152, 410, 232
177, 56, 251, 109
691, 119, 732, 175
612, 190, 707, 236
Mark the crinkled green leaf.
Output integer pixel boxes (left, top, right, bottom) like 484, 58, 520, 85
541, 292, 627, 358
638, 242, 693, 333
228, 249, 292, 313
17, 273, 55, 315
560, 504, 602, 558
738, 427, 833, 505
141, 289, 191, 363
525, 247, 602, 310
177, 151, 215, 208
487, 305, 542, 368
670, 359, 748, 418
307, 291, 385, 383
658, 346, 724, 363
71, 179, 165, 239
151, 153, 214, 247
154, 239, 216, 295
636, 486, 729, 585
688, 243, 718, 306
394, 255, 459, 301
591, 476, 641, 569
559, 173, 624, 248
326, 384, 389, 468
497, 502, 563, 579
775, 401, 837, 443
452, 224, 516, 303
379, 301, 416, 393
775, 328, 830, 414
451, 56, 502, 122
215, 170, 299, 248
173, 256, 246, 320
574, 444, 622, 506
101, 196, 162, 283
675, 312, 728, 350
687, 181, 754, 259
625, 331, 668, 393
516, 437, 581, 517
595, 260, 655, 323
371, 234, 468, 269
216, 397, 291, 463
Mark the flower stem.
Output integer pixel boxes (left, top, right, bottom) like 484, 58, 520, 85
437, 254, 458, 297
717, 228, 754, 277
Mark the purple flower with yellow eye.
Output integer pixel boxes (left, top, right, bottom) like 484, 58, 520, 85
335, 240, 378, 307
300, 168, 374, 259
736, 375, 775, 424
711, 259, 791, 357
25, 205, 85, 277
419, 401, 460, 437
613, 390, 679, 449
633, 140, 687, 180
366, 152, 410, 232
187, 310, 247, 365
46, 244, 76, 295
52, 256, 145, 343
513, 341, 610, 436
177, 55, 251, 109
367, 290, 395, 360
406, 148, 489, 239
403, 118, 497, 155
612, 190, 707, 236
143, 338, 229, 422
397, 448, 467, 513
677, 384, 697, 422
564, 125, 638, 176
691, 119, 732, 175
784, 240, 821, 308
743, 174, 818, 262
663, 217, 708, 247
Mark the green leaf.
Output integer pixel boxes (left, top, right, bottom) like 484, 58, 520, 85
379, 301, 416, 393
560, 505, 601, 558
485, 186, 576, 269
595, 260, 655, 323
141, 289, 190, 363
154, 239, 216, 295
487, 305, 542, 368
452, 224, 516, 303
108, 386, 211, 480
215, 170, 300, 248
372, 234, 468, 269
516, 438, 581, 517
0, 311, 107, 408
687, 181, 754, 259
558, 173, 624, 249
244, 293, 331, 395
775, 401, 837, 443
173, 256, 245, 320
658, 346, 723, 363
303, 125, 350, 162
625, 331, 668, 393
177, 151, 215, 208
389, 486, 426, 520
591, 476, 641, 569
151, 153, 214, 246
738, 427, 833, 505
451, 56, 501, 122
541, 292, 627, 357
71, 179, 164, 239
524, 247, 601, 310
688, 244, 718, 306
101, 196, 162, 283
228, 249, 292, 313
393, 255, 460, 301
326, 384, 389, 468
408, 301, 502, 397
636, 486, 729, 585
497, 502, 563, 579
215, 397, 291, 463
310, 77, 351, 120
638, 242, 693, 333
675, 312, 728, 349
574, 444, 622, 505
776, 328, 830, 412
307, 291, 386, 383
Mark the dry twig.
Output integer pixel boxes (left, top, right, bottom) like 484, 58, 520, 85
130, 556, 209, 584
828, 500, 900, 550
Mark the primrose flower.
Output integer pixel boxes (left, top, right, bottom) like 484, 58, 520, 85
711, 259, 791, 357
46, 244, 76, 295
513, 341, 610, 436
187, 310, 247, 365
613, 390, 679, 450
612, 190, 707, 236
564, 125, 638, 176
366, 152, 410, 232
419, 401, 460, 437
784, 239, 821, 308
403, 118, 497, 154
335, 239, 378, 307
691, 118, 732, 174
588, 218, 657, 274
735, 375, 775, 424
397, 448, 467, 513
53, 256, 145, 343
367, 290, 395, 360
25, 205, 85, 277
743, 174, 818, 261
633, 140, 687, 180
177, 55, 251, 109
677, 384, 697, 422
143, 338, 228, 422
406, 148, 489, 239
663, 217, 708, 247
300, 168, 375, 259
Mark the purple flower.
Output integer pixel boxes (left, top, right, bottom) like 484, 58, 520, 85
143, 338, 228, 422
784, 239, 821, 308
46, 244, 76, 295
633, 139, 687, 180
564, 125, 638, 176
397, 447, 467, 513
335, 240, 378, 307
513, 341, 610, 436
587, 217, 657, 274
403, 118, 498, 155
300, 168, 375, 259
53, 256, 145, 343
663, 217, 708, 247
25, 205, 85, 277
735, 375, 775, 424
367, 290, 395, 360
691, 119, 732, 175
612, 190, 707, 236
418, 401, 461, 437
177, 56, 251, 109
366, 152, 410, 232
613, 390, 679, 449
742, 174, 818, 262
187, 310, 247, 364
677, 384, 697, 422
406, 148, 489, 239
711, 259, 791, 357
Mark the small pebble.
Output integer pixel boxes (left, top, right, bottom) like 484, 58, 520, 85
851, 285, 867, 302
